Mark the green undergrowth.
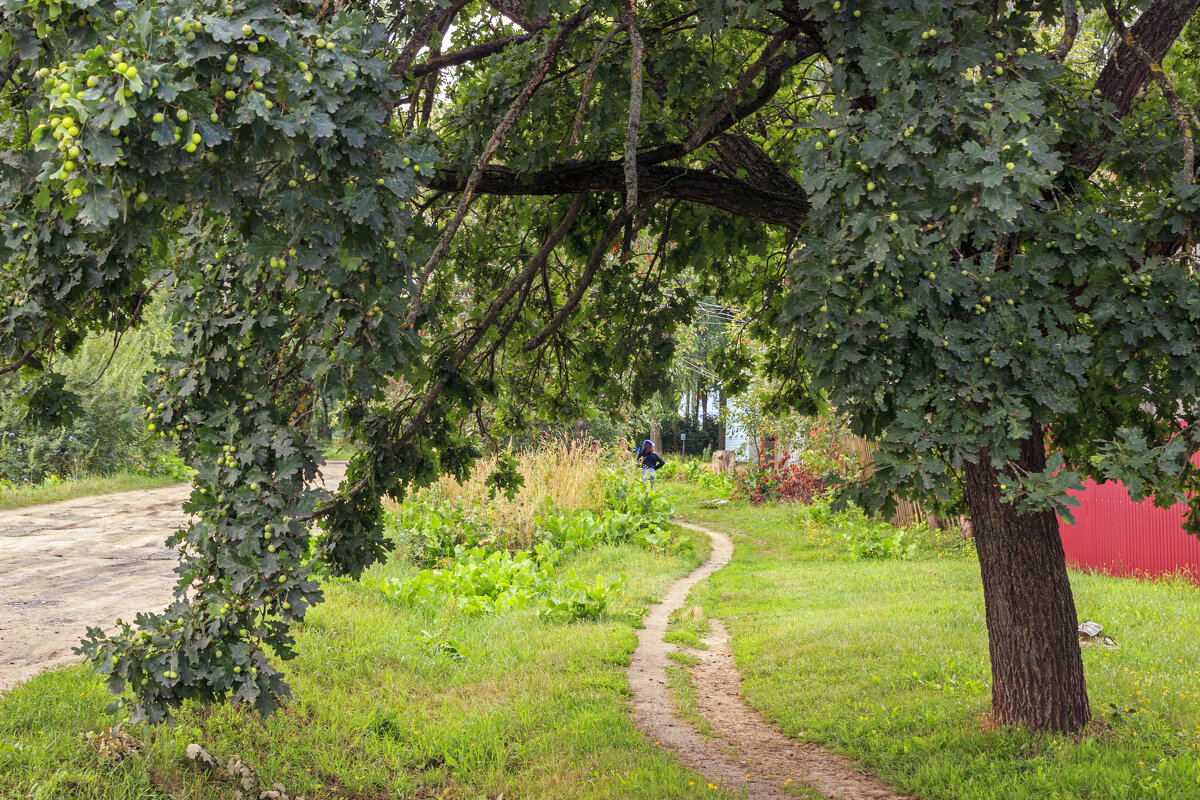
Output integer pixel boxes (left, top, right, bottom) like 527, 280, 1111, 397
0, 524, 740, 800
0, 471, 183, 510
368, 468, 688, 622
663, 483, 1200, 800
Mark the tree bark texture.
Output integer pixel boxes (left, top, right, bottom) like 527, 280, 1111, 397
962, 425, 1091, 733
428, 162, 808, 229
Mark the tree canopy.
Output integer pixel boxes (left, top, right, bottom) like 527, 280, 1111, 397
3, 0, 1199, 732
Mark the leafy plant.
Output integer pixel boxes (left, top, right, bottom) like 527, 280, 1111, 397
655, 458, 679, 480
369, 548, 556, 616
603, 469, 673, 527
840, 526, 917, 561
695, 469, 734, 495
540, 573, 624, 622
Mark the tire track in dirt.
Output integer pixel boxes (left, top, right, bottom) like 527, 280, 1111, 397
0, 462, 346, 693
629, 520, 915, 800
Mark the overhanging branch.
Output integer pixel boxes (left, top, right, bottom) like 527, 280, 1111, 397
427, 160, 809, 229
409, 32, 537, 77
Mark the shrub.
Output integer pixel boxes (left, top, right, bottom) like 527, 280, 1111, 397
745, 463, 827, 505
370, 548, 556, 615
695, 469, 734, 495
681, 460, 707, 482
603, 468, 673, 526
841, 526, 917, 560
656, 458, 680, 480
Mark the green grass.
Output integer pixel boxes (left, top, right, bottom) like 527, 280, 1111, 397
664, 605, 715, 738
0, 527, 746, 800
662, 482, 1200, 800
0, 472, 182, 510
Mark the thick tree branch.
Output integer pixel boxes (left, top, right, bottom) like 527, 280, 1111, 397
623, 1, 644, 213
484, 0, 552, 31
1103, 0, 1194, 184
388, 0, 469, 78
409, 32, 537, 77
1068, 0, 1200, 174
1050, 0, 1080, 63
428, 160, 809, 229
711, 133, 804, 198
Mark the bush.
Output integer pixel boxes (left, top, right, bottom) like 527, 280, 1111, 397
795, 499, 918, 560
540, 573, 624, 622
370, 548, 555, 616
681, 460, 707, 482
841, 526, 917, 560
745, 463, 827, 505
656, 458, 680, 480
603, 468, 673, 526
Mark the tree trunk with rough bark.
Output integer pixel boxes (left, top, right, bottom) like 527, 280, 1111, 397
962, 424, 1091, 733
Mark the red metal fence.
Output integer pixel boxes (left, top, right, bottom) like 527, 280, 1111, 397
1059, 478, 1200, 582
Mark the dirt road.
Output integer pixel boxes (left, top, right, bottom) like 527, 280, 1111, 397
0, 462, 346, 693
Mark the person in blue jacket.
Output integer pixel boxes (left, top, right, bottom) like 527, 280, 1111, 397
637, 439, 665, 484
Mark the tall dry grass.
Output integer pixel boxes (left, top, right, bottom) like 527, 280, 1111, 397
384, 437, 635, 550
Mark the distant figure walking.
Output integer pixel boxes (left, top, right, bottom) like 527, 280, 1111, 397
637, 439, 665, 485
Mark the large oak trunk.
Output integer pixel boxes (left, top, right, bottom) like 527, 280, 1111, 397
962, 425, 1091, 732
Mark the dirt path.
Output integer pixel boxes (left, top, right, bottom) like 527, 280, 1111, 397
0, 462, 346, 693
629, 521, 915, 800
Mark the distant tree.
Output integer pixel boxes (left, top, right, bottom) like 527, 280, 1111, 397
3, 0, 1199, 733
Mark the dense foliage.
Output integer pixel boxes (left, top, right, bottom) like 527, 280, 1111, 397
776, 4, 1200, 523
0, 303, 176, 483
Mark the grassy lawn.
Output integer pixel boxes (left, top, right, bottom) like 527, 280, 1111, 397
0, 472, 182, 511
664, 482, 1200, 800
0, 526, 742, 800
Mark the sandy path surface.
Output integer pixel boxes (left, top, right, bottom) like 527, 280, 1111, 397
629, 520, 914, 800
0, 462, 347, 693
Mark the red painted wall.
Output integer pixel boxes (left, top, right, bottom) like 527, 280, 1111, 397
1059, 477, 1200, 582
